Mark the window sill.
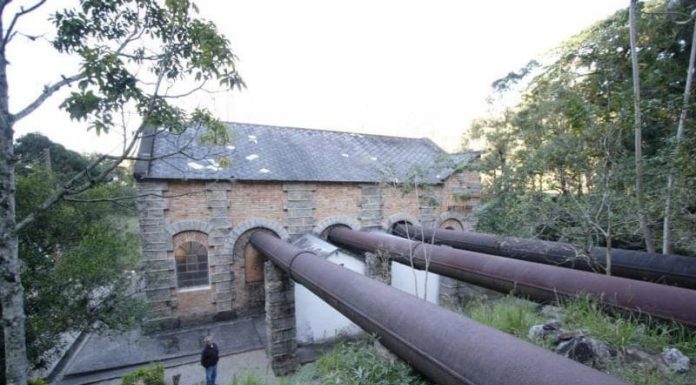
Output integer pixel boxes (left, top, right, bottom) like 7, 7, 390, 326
178, 285, 211, 293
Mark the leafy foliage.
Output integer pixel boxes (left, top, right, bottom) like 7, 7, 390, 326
471, 0, 696, 255
6, 135, 146, 372
315, 339, 431, 385
50, 0, 243, 134
1, 1, 244, 383
121, 364, 165, 385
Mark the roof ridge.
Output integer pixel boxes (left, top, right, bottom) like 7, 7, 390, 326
226, 121, 444, 148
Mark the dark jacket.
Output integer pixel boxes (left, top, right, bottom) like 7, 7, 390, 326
201, 343, 219, 368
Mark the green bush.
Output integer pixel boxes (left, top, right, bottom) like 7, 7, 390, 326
121, 364, 165, 385
315, 339, 430, 385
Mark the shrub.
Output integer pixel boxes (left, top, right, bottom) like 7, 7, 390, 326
121, 364, 165, 385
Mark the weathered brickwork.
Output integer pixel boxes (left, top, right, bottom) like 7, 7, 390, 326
166, 182, 209, 222
314, 184, 361, 220
228, 182, 285, 224
138, 170, 481, 327
442, 170, 481, 217
381, 186, 420, 225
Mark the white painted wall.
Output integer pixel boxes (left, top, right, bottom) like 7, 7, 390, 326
293, 234, 441, 345
295, 250, 366, 344
391, 261, 440, 304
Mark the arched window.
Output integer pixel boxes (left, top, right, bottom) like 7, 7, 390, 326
175, 241, 209, 288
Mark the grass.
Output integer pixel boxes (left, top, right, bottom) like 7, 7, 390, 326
560, 296, 696, 357
228, 371, 267, 385
313, 339, 431, 385
222, 338, 429, 385
459, 294, 696, 385
463, 296, 546, 339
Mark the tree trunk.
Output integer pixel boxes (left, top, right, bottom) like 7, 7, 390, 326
629, 0, 656, 253
0, 15, 28, 385
663, 17, 696, 255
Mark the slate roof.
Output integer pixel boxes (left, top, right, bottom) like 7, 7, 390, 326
134, 122, 478, 184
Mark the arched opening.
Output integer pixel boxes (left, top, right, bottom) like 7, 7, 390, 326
318, 223, 351, 240
174, 241, 210, 288
390, 220, 414, 235
439, 218, 464, 231
232, 228, 278, 316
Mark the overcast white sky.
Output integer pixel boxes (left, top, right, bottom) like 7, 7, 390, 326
9, 0, 628, 154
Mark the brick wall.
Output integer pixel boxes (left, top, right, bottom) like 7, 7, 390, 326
137, 171, 481, 325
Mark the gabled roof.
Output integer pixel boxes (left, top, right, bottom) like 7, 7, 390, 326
134, 122, 478, 184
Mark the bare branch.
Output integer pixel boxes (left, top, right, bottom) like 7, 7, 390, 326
15, 70, 167, 233
12, 73, 84, 122
164, 82, 207, 98
1, 0, 47, 50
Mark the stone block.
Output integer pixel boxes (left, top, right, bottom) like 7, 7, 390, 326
284, 201, 317, 209
286, 208, 314, 218
286, 191, 312, 201
146, 288, 172, 302
282, 183, 316, 191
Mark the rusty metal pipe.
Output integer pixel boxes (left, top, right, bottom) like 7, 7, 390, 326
249, 231, 629, 385
393, 224, 696, 289
327, 227, 696, 328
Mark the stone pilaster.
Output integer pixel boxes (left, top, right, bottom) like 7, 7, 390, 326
205, 182, 235, 317
283, 183, 316, 239
365, 252, 391, 285
438, 276, 461, 307
359, 184, 383, 228
137, 181, 177, 325
264, 261, 299, 376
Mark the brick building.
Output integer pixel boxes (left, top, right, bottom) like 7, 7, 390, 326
134, 122, 480, 327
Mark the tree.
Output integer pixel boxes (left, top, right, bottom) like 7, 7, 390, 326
0, 2, 243, 384
663, 10, 696, 254
630, 0, 657, 253
0, 137, 145, 379
470, 0, 696, 256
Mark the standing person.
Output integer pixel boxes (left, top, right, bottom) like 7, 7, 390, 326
201, 336, 219, 385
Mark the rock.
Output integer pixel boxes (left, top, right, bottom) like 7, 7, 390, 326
624, 347, 654, 364
528, 325, 546, 340
588, 338, 616, 360
556, 330, 585, 342
661, 347, 690, 373
556, 337, 595, 363
555, 336, 615, 364
528, 320, 562, 340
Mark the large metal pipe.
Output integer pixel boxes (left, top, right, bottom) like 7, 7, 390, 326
393, 224, 696, 289
249, 231, 629, 385
327, 227, 696, 328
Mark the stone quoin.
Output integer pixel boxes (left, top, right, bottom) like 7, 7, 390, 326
134, 122, 481, 327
